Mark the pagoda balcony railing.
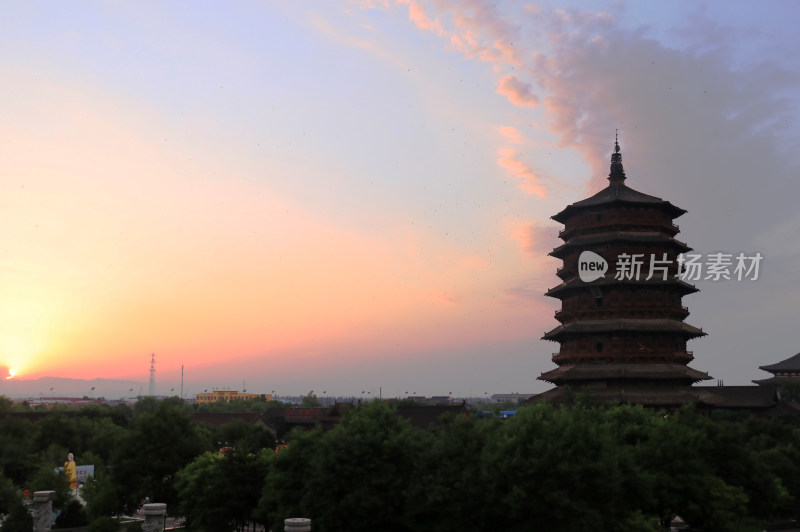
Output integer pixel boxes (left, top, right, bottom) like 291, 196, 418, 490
552, 353, 560, 359
670, 223, 680, 233
555, 308, 692, 320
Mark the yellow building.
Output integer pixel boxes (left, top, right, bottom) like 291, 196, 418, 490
195, 390, 273, 404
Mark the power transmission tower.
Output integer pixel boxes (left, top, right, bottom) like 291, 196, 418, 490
148, 352, 156, 397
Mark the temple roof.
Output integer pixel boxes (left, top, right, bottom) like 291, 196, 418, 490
538, 363, 712, 384
552, 141, 686, 223
752, 376, 799, 386
549, 231, 690, 258
542, 318, 706, 341
758, 352, 800, 373
529, 384, 775, 409
553, 184, 687, 224
545, 275, 699, 298
694, 386, 780, 409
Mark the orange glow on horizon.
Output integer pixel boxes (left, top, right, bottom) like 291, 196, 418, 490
0, 57, 559, 386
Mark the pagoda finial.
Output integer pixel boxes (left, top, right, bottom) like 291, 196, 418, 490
609, 131, 626, 185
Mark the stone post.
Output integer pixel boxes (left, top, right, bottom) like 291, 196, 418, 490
142, 502, 167, 532
284, 517, 312, 531
33, 490, 55, 532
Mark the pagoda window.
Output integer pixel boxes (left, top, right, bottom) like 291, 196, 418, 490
596, 342, 604, 353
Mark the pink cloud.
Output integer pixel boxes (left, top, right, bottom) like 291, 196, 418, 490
492, 39, 520, 67
349, 0, 390, 8
403, 0, 446, 35
512, 222, 560, 259
497, 148, 547, 198
497, 74, 538, 107
498, 125, 524, 144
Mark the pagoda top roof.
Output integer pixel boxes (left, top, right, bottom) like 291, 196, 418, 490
553, 141, 686, 223
553, 183, 687, 223
758, 352, 800, 373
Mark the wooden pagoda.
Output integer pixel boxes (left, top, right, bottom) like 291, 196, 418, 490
534, 139, 713, 406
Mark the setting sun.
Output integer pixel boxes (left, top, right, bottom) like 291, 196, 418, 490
5, 369, 15, 379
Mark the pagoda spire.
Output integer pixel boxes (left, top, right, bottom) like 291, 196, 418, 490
608, 131, 626, 185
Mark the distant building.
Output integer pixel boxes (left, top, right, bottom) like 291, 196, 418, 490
490, 393, 535, 403
195, 389, 273, 404
754, 352, 800, 388
24, 397, 100, 407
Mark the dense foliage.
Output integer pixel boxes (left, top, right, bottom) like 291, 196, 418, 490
0, 395, 799, 531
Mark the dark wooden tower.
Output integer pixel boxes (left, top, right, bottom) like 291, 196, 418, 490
535, 139, 712, 405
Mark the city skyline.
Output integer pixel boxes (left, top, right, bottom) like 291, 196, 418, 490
1, 1, 799, 397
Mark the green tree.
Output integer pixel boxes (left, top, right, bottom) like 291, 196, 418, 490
0, 396, 14, 412
177, 449, 271, 530
83, 472, 122, 522
32, 412, 83, 458
85, 418, 127, 466
28, 462, 72, 510
300, 392, 321, 407
299, 401, 422, 531
196, 400, 234, 413
88, 516, 123, 532
482, 403, 631, 531
0, 474, 18, 515
55, 498, 90, 528
257, 426, 322, 529
0, 499, 32, 531
110, 399, 214, 514
0, 416, 38, 484
405, 413, 496, 531
110, 402, 134, 428
216, 419, 276, 455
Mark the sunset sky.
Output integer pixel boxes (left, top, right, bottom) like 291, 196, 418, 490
1, 1, 799, 398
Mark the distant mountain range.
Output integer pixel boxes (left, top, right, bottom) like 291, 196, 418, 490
0, 376, 149, 399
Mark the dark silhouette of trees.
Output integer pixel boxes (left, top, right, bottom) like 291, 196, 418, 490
108, 399, 215, 514
1, 393, 800, 531
176, 449, 270, 530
